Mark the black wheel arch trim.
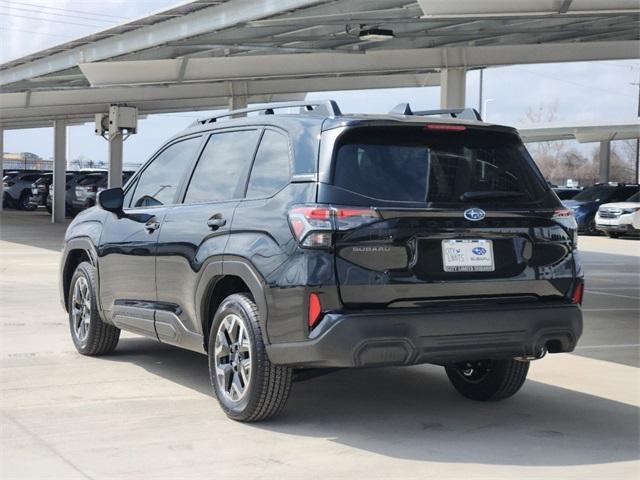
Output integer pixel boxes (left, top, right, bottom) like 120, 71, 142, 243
195, 255, 270, 348
60, 237, 101, 313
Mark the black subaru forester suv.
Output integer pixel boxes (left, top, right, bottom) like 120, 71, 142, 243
60, 101, 583, 421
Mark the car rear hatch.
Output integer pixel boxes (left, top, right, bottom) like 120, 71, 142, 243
317, 124, 578, 308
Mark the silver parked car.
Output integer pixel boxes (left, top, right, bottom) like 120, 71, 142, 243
3, 171, 45, 210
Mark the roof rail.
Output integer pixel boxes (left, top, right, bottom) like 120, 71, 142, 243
389, 103, 482, 121
191, 100, 342, 126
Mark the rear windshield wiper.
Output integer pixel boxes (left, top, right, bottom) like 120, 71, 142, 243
460, 191, 527, 202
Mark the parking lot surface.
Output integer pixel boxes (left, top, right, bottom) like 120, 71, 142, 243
1, 210, 638, 479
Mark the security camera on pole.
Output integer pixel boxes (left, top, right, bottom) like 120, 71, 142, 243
95, 104, 138, 188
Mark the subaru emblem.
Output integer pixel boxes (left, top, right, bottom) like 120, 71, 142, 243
463, 208, 486, 221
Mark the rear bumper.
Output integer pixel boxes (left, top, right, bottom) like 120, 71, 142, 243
266, 303, 582, 368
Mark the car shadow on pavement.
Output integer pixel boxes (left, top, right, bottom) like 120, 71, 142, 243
108, 337, 639, 467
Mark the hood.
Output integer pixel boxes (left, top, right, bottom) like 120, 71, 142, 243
598, 202, 640, 210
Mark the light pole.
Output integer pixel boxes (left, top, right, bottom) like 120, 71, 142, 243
483, 98, 494, 121
478, 69, 484, 117
633, 73, 639, 183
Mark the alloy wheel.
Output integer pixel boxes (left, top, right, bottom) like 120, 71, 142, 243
71, 276, 91, 342
214, 314, 252, 402
453, 360, 492, 384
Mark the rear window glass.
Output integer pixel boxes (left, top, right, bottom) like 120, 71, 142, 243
78, 174, 105, 186
572, 186, 617, 202
21, 174, 41, 182
333, 126, 546, 205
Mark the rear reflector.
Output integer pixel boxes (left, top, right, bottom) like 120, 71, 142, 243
425, 124, 466, 131
572, 280, 584, 305
308, 292, 322, 328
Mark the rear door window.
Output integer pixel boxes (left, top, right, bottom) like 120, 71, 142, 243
333, 126, 546, 206
22, 174, 41, 182
184, 130, 260, 204
246, 130, 291, 198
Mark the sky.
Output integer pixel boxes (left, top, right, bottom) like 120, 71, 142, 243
1, 0, 639, 165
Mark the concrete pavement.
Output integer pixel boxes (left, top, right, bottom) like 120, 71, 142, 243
1, 210, 638, 479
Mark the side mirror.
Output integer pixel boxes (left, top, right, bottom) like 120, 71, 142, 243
97, 187, 124, 215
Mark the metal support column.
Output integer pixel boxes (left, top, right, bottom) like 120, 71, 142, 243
440, 68, 467, 109
52, 120, 67, 223
108, 133, 123, 188
228, 95, 248, 118
599, 140, 611, 183
0, 127, 4, 213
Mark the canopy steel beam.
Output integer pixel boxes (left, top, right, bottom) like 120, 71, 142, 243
0, 73, 440, 129
518, 121, 640, 143
0, 0, 326, 86
78, 41, 639, 88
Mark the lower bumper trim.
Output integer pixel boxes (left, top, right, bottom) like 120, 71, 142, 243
266, 303, 583, 368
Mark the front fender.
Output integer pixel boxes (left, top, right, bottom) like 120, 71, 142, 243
59, 236, 100, 312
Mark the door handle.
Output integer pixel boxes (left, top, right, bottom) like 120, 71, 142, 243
145, 218, 160, 233
207, 214, 227, 231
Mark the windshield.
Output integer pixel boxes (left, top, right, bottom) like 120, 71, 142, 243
572, 186, 616, 202
627, 191, 640, 202
332, 126, 547, 206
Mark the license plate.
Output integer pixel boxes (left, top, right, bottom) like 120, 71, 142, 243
442, 239, 494, 272
596, 219, 616, 226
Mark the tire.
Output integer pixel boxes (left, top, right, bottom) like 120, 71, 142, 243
606, 232, 621, 239
46, 204, 52, 214
585, 215, 600, 236
68, 262, 120, 355
445, 359, 529, 401
208, 293, 293, 422
18, 191, 36, 211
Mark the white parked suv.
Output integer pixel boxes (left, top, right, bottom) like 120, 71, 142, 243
596, 191, 640, 238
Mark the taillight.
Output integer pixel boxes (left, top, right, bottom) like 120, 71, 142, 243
552, 208, 573, 218
288, 205, 380, 248
552, 208, 578, 246
308, 292, 322, 328
572, 279, 584, 305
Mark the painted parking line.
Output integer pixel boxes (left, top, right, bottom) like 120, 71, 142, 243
576, 344, 640, 350
582, 308, 640, 312
582, 286, 640, 291
585, 290, 640, 300
585, 273, 640, 277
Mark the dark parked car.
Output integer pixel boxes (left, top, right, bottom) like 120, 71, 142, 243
60, 101, 583, 422
552, 186, 582, 200
563, 183, 639, 235
46, 171, 103, 216
28, 173, 58, 209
